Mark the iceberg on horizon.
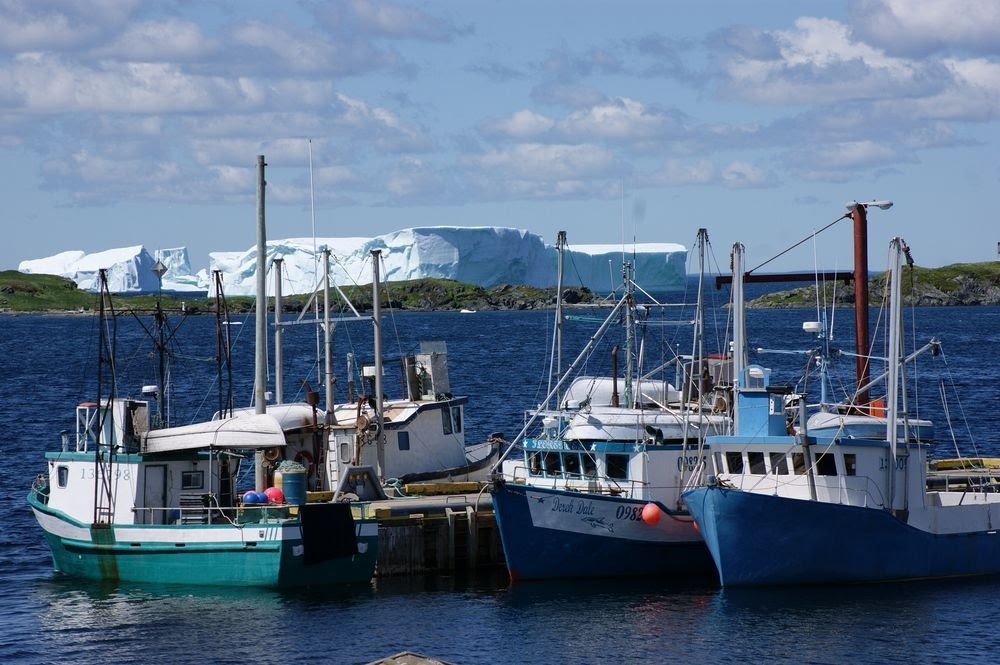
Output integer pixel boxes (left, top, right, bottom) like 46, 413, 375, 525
19, 227, 688, 296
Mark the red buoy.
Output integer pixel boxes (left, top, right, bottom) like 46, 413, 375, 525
641, 502, 661, 525
264, 486, 286, 504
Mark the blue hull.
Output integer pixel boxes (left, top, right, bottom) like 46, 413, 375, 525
684, 486, 1000, 586
491, 480, 715, 581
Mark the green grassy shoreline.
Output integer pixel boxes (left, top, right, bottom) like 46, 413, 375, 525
0, 270, 596, 313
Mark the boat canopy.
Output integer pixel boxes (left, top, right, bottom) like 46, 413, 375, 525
141, 413, 288, 454
227, 403, 318, 432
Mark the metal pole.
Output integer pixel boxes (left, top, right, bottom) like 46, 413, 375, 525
371, 250, 385, 480
273, 258, 283, 404
851, 203, 871, 406
254, 154, 267, 492
323, 249, 334, 412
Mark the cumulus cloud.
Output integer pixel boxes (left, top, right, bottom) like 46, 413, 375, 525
716, 17, 937, 106
850, 0, 1000, 57
94, 18, 216, 61
483, 110, 555, 139
313, 0, 472, 42
0, 0, 137, 52
646, 158, 771, 188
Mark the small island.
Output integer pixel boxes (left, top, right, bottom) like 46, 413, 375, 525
749, 261, 1000, 308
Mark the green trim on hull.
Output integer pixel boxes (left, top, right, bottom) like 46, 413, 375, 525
30, 493, 378, 588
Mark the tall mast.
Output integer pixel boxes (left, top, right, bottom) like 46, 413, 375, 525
623, 262, 634, 408
323, 248, 334, 412
547, 230, 566, 408
254, 154, 267, 492
273, 258, 283, 404
850, 203, 871, 406
731, 241, 746, 435
688, 228, 708, 422
371, 250, 385, 480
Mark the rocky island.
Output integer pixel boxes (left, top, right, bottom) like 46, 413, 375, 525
749, 261, 1000, 308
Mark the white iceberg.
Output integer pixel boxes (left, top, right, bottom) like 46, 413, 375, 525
19, 227, 688, 296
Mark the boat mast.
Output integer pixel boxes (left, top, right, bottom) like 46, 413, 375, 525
323, 248, 334, 412
623, 261, 634, 408
885, 237, 907, 510
371, 249, 385, 480
547, 230, 566, 409
850, 203, 872, 407
254, 154, 267, 492
93, 269, 117, 526
273, 258, 283, 404
687, 229, 708, 433
731, 242, 746, 424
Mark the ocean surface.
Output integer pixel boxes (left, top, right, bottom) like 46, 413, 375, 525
4, 299, 1000, 664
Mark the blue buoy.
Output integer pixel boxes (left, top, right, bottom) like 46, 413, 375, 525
242, 490, 259, 504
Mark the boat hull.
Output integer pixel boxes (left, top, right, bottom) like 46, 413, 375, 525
491, 479, 715, 581
29, 494, 378, 588
684, 486, 1000, 586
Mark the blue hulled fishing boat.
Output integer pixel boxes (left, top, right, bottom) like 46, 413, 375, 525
685, 203, 1000, 586
491, 230, 727, 581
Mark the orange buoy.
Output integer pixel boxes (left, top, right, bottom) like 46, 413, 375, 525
641, 502, 661, 525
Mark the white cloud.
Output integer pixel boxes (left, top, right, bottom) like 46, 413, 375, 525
95, 18, 216, 61
646, 158, 771, 189
850, 0, 1000, 56
559, 98, 681, 141
719, 17, 933, 106
470, 143, 615, 181
0, 0, 137, 51
485, 110, 555, 139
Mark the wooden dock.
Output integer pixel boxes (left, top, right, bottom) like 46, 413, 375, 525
362, 483, 505, 577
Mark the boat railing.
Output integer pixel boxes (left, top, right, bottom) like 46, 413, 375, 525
504, 463, 652, 498
728, 472, 887, 509
132, 500, 294, 525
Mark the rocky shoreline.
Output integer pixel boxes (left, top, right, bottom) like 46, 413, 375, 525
749, 262, 1000, 308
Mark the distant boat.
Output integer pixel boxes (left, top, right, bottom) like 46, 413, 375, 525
685, 203, 1000, 586
27, 157, 378, 588
459, 309, 476, 314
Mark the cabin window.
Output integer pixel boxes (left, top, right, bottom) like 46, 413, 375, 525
398, 431, 410, 451
816, 453, 837, 476
528, 452, 542, 476
441, 408, 452, 435
581, 454, 597, 478
182, 470, 204, 490
725, 452, 744, 474
563, 453, 581, 477
606, 454, 629, 480
748, 452, 766, 474
56, 465, 69, 488
769, 452, 789, 475
843, 453, 857, 476
543, 452, 562, 476
791, 452, 806, 475
450, 406, 462, 433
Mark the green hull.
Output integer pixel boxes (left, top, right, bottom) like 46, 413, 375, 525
29, 493, 378, 588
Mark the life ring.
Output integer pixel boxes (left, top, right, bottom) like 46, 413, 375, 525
263, 447, 281, 463
294, 450, 315, 477
356, 414, 370, 430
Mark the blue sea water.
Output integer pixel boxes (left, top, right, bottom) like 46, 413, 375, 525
3, 302, 1000, 664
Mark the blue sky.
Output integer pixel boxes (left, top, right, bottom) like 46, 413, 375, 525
3, 0, 999, 274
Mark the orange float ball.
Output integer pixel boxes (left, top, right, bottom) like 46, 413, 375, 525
641, 502, 661, 525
